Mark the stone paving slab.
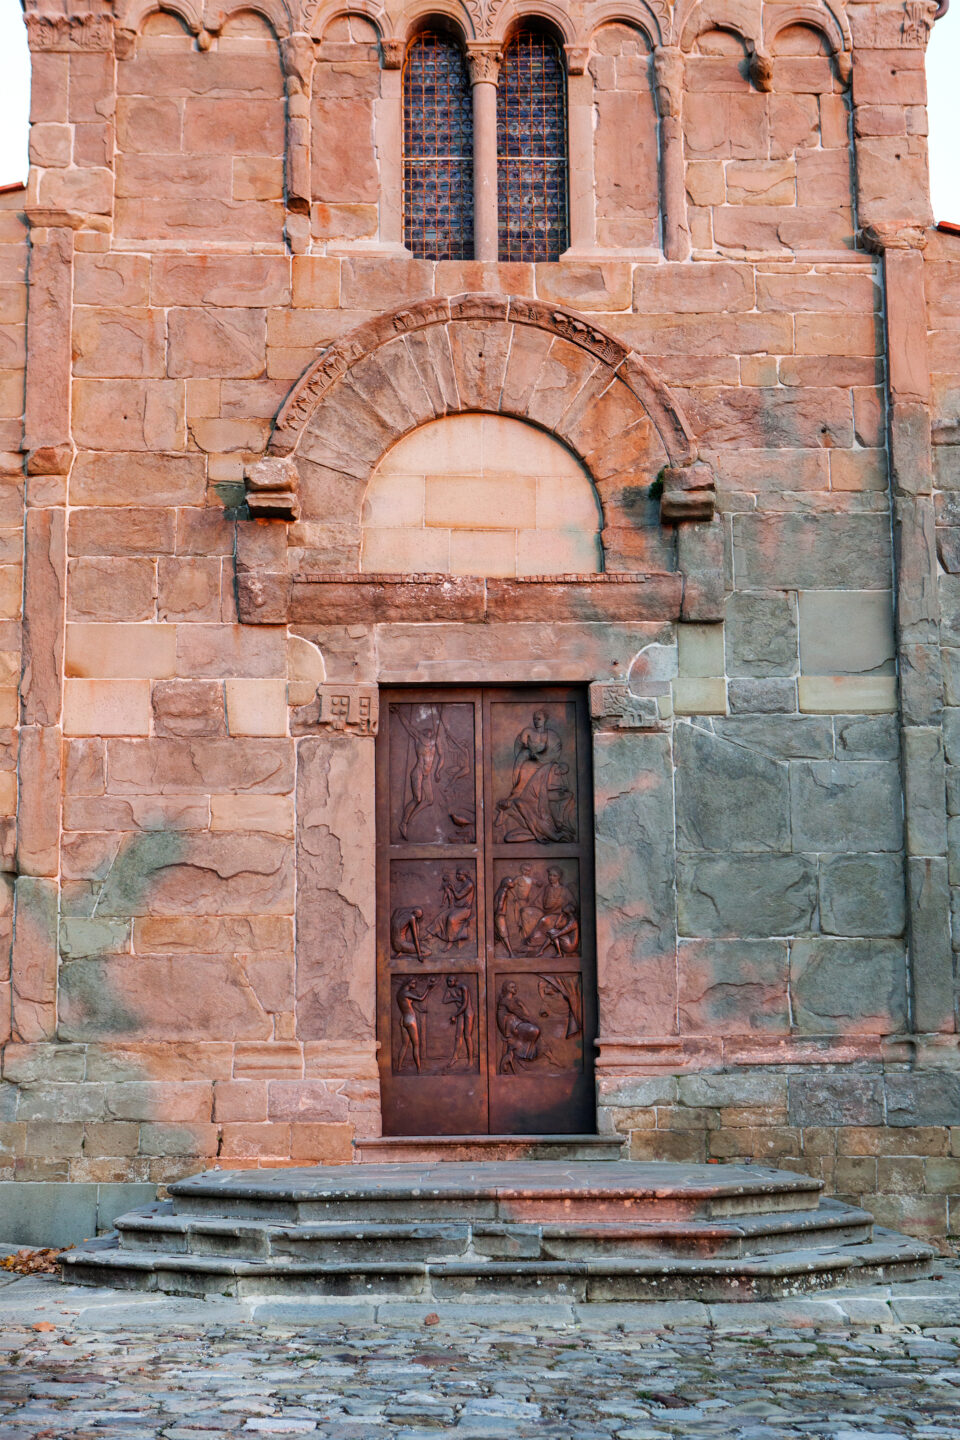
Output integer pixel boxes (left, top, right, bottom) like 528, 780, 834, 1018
0, 1260, 958, 1438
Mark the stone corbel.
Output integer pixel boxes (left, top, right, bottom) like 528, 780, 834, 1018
380, 37, 405, 68
564, 44, 589, 76
659, 461, 716, 523
860, 221, 929, 254
748, 47, 773, 92
292, 683, 379, 736
245, 456, 301, 520
589, 683, 661, 731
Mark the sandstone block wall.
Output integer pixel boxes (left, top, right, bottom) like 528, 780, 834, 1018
0, 0, 957, 1246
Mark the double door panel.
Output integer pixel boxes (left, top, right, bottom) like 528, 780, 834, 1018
376, 685, 596, 1136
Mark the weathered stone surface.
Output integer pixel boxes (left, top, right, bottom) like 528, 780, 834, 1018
595, 731, 678, 1035
790, 761, 904, 852
819, 853, 906, 938
678, 940, 789, 1033
675, 724, 790, 852
677, 853, 816, 938
788, 1072, 885, 1126
791, 938, 908, 1033
96, 831, 294, 917
733, 515, 891, 589
727, 677, 797, 713
798, 590, 896, 675
10, 876, 58, 1043
885, 1072, 960, 1127
296, 736, 376, 1045
59, 957, 274, 1042
725, 592, 798, 677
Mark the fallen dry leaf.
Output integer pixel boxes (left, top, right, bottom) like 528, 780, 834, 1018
0, 1247, 72, 1276
32, 1321, 56, 1333
423, 1312, 440, 1326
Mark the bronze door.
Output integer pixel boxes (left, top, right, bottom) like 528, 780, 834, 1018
376, 686, 596, 1136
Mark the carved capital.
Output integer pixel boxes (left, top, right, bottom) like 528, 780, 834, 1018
652, 46, 683, 119
659, 461, 716, 523
25, 12, 114, 51
564, 44, 590, 75
860, 221, 929, 254
589, 683, 660, 731
381, 37, 405, 68
901, 0, 939, 45
281, 33, 315, 91
466, 43, 503, 84
245, 456, 300, 521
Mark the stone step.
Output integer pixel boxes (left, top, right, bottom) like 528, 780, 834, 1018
356, 1135, 624, 1163
60, 1227, 934, 1303
114, 1197, 874, 1263
167, 1161, 824, 1225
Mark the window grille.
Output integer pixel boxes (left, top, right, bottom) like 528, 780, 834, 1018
403, 30, 474, 260
496, 27, 568, 262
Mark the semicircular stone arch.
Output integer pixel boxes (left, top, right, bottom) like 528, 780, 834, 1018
268, 294, 696, 575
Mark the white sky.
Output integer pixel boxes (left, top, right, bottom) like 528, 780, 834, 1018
0, 0, 957, 217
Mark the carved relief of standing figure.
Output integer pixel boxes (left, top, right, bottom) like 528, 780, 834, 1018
495, 709, 576, 843
396, 976, 438, 1072
442, 974, 475, 1070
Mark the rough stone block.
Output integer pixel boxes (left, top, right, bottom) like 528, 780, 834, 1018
733, 514, 891, 589
96, 831, 294, 917
835, 713, 899, 760
790, 760, 903, 852
675, 724, 790, 852
798, 590, 896, 675
725, 592, 798, 678
152, 679, 226, 738
672, 678, 726, 715
225, 678, 287, 737
727, 678, 797, 713
678, 940, 790, 1033
11, 877, 59, 1043
63, 679, 152, 737
885, 1072, 960, 1127
819, 853, 906, 937
790, 938, 907, 1033
788, 1073, 885, 1126
677, 623, 724, 677
59, 957, 274, 1043
65, 622, 176, 679
678, 852, 816, 938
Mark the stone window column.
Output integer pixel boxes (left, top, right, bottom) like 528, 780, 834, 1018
564, 45, 595, 254
466, 43, 502, 263
377, 38, 405, 250
653, 46, 691, 263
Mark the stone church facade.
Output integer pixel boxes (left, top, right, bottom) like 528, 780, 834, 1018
0, 0, 958, 1243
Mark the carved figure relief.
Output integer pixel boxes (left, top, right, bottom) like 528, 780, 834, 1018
493, 705, 577, 843
392, 973, 480, 1074
495, 973, 583, 1074
390, 860, 477, 958
389, 702, 476, 843
492, 861, 580, 957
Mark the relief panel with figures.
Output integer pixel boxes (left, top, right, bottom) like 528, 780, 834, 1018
377, 685, 596, 1136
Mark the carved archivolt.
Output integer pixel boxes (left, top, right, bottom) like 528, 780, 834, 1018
269, 293, 695, 470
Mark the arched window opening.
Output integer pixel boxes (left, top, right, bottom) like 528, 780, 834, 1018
403, 28, 474, 259
496, 26, 568, 261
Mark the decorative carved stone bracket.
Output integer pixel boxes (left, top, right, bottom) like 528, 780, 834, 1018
659, 462, 717, 523
861, 221, 929, 254
292, 683, 379, 737
244, 456, 300, 521
380, 37, 405, 68
589, 683, 661, 731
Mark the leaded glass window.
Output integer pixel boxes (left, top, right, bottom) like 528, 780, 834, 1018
403, 29, 474, 260
496, 27, 568, 262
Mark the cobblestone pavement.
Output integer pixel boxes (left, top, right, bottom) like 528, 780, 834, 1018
0, 1264, 959, 1439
